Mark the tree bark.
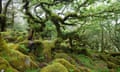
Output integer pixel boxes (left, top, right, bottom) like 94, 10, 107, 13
0, 0, 12, 32
0, 0, 2, 13
28, 29, 34, 40
0, 0, 2, 31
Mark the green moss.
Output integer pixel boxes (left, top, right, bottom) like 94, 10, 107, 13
93, 60, 109, 72
9, 50, 38, 71
74, 48, 91, 57
54, 53, 76, 65
0, 57, 10, 69
74, 54, 110, 72
18, 44, 29, 54
0, 34, 8, 51
25, 68, 40, 72
107, 61, 117, 69
42, 40, 56, 62
0, 14, 5, 17
37, 56, 45, 62
40, 63, 68, 72
116, 67, 120, 72
0, 49, 38, 72
53, 58, 81, 72
77, 55, 94, 68
16, 36, 25, 42
6, 67, 17, 72
0, 57, 18, 72
8, 43, 19, 50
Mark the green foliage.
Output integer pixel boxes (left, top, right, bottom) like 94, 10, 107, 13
69, 68, 74, 72
116, 67, 120, 72
40, 20, 57, 39
74, 54, 110, 72
6, 68, 13, 72
77, 55, 94, 68
1, 0, 120, 72
0, 14, 5, 17
19, 44, 29, 53
37, 56, 45, 62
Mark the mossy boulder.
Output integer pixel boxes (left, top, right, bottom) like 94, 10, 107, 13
0, 57, 18, 72
53, 58, 81, 72
42, 40, 56, 62
0, 34, 8, 51
0, 50, 38, 71
40, 63, 68, 72
0, 34, 39, 71
18, 39, 56, 61
0, 32, 18, 42
0, 36, 38, 71
8, 43, 19, 50
18, 39, 68, 63
54, 53, 77, 65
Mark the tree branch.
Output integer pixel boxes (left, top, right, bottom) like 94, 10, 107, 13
76, 0, 88, 11
3, 0, 12, 15
22, 0, 47, 33
64, 8, 120, 21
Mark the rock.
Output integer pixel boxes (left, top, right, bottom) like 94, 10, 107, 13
0, 57, 18, 72
54, 53, 76, 64
0, 50, 39, 71
40, 63, 68, 72
0, 36, 38, 71
42, 40, 56, 62
53, 58, 81, 72
0, 35, 38, 71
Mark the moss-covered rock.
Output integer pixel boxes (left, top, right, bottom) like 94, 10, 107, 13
0, 35, 38, 71
0, 32, 17, 42
8, 43, 19, 50
18, 39, 55, 59
17, 39, 55, 61
40, 63, 68, 72
53, 58, 81, 72
0, 57, 18, 72
42, 40, 56, 62
54, 53, 76, 65
0, 34, 8, 51
40, 58, 92, 72
0, 50, 38, 71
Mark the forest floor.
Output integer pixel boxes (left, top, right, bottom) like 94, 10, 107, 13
0, 33, 120, 72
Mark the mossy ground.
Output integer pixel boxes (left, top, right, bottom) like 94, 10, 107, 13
0, 33, 120, 72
